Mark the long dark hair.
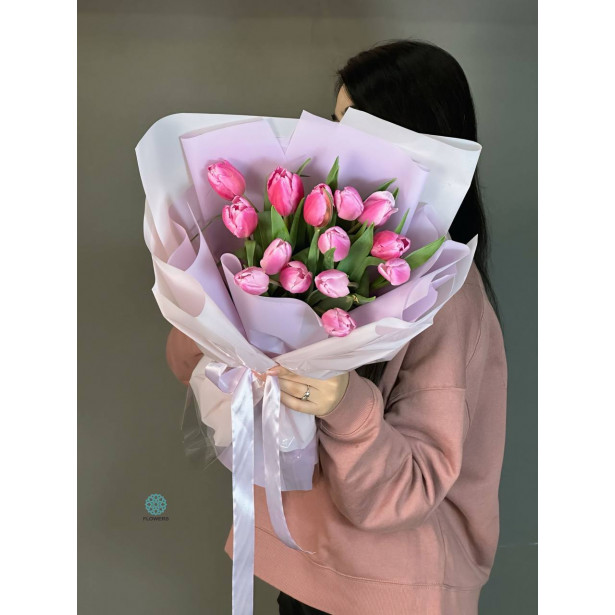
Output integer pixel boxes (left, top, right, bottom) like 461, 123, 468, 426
334, 38, 500, 387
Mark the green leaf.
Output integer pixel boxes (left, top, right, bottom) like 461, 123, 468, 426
393, 209, 410, 234
374, 178, 396, 192
363, 256, 385, 268
306, 223, 314, 243
323, 247, 336, 270
330, 208, 338, 229
357, 269, 371, 297
370, 276, 389, 291
405, 236, 446, 270
245, 239, 256, 267
293, 247, 309, 265
337, 223, 375, 282
392, 187, 399, 200
307, 228, 322, 275
294, 157, 312, 175
325, 156, 340, 192
255, 210, 272, 249
289, 198, 306, 248
313, 295, 354, 315
271, 205, 291, 243
349, 293, 376, 306
306, 289, 328, 306
349, 221, 367, 241
234, 245, 247, 265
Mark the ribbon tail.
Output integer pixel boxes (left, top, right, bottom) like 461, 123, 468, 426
262, 374, 315, 555
230, 368, 255, 615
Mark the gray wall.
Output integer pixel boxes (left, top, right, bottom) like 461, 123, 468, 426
78, 2, 537, 613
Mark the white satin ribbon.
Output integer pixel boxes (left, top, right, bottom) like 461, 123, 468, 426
203, 361, 315, 615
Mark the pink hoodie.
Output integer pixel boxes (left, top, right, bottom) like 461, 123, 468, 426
166, 263, 507, 615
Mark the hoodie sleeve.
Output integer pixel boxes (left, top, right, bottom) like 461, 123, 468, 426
165, 326, 204, 386
315, 282, 484, 533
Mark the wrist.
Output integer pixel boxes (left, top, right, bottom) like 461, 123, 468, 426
319, 372, 350, 417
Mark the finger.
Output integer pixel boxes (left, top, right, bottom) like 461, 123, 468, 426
278, 377, 317, 401
267, 365, 322, 389
280, 391, 318, 415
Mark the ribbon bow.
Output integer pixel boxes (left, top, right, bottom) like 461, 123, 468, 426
203, 361, 315, 615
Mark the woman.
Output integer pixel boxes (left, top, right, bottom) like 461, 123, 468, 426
166, 39, 507, 615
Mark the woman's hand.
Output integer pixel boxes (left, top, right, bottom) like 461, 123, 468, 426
166, 326, 204, 385
165, 326, 349, 415
254, 365, 350, 417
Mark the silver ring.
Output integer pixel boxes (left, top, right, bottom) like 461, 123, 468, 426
300, 384, 311, 401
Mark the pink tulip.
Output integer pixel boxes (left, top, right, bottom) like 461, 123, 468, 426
260, 238, 292, 275
371, 230, 411, 260
222, 196, 259, 238
266, 166, 304, 216
233, 266, 270, 295
315, 269, 350, 298
304, 183, 334, 227
377, 258, 411, 286
358, 191, 398, 227
207, 160, 246, 200
279, 261, 312, 294
334, 186, 364, 221
317, 226, 351, 262
321, 308, 357, 337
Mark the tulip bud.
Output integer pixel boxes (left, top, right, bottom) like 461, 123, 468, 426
222, 196, 259, 238
207, 160, 246, 200
304, 183, 334, 227
333, 186, 364, 221
260, 238, 292, 275
377, 258, 411, 286
321, 308, 357, 337
317, 226, 351, 262
358, 191, 398, 227
371, 230, 411, 260
233, 266, 270, 295
266, 166, 304, 217
315, 269, 350, 298
279, 261, 312, 294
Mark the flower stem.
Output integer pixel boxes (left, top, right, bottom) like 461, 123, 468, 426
190, 214, 222, 242
370, 277, 388, 291
348, 221, 362, 234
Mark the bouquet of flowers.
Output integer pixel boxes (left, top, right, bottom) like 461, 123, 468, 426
136, 108, 481, 615
208, 154, 447, 335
